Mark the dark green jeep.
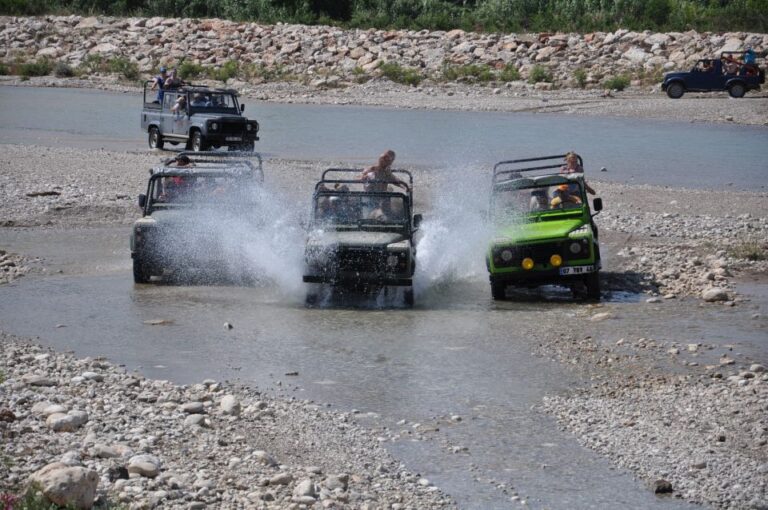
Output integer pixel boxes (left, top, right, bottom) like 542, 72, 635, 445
486, 155, 603, 300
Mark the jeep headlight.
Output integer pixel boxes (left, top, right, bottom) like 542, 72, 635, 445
569, 242, 582, 254
568, 225, 591, 238
210, 122, 219, 131
246, 123, 252, 131
386, 255, 399, 267
500, 249, 513, 262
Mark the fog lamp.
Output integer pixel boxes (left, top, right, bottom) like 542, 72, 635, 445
550, 254, 563, 267
522, 257, 534, 270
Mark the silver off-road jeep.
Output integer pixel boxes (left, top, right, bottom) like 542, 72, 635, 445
141, 83, 259, 152
303, 168, 422, 306
130, 152, 264, 284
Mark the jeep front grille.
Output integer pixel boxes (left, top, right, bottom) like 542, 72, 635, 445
335, 248, 387, 272
221, 122, 246, 134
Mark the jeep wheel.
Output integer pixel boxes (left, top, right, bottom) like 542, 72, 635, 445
191, 131, 207, 152
728, 82, 746, 98
666, 82, 684, 99
240, 141, 255, 152
404, 287, 414, 307
133, 257, 151, 284
585, 272, 601, 301
148, 127, 164, 150
491, 282, 506, 300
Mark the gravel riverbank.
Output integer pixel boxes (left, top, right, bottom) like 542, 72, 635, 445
0, 336, 454, 509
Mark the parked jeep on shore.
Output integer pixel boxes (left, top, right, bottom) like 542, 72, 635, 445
141, 83, 259, 151
486, 155, 603, 300
130, 152, 264, 283
662, 51, 764, 99
302, 168, 422, 306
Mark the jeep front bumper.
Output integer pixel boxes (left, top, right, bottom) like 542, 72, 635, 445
490, 264, 599, 286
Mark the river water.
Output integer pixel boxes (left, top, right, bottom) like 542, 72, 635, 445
0, 85, 766, 190
1, 85, 766, 508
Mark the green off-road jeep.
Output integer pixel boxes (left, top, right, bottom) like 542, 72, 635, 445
486, 155, 603, 300
303, 168, 422, 306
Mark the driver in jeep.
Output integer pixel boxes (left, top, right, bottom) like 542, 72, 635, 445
550, 184, 582, 209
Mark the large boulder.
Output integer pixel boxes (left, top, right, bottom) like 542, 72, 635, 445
29, 463, 99, 510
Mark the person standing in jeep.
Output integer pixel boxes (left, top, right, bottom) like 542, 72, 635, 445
150, 67, 167, 103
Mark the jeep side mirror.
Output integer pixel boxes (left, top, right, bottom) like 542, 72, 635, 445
593, 197, 603, 211
138, 194, 146, 208
240, 104, 245, 112
413, 214, 423, 228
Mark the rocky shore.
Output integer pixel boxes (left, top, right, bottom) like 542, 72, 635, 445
2, 15, 766, 89
0, 336, 453, 508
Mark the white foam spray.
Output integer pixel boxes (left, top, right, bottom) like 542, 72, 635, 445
414, 165, 493, 294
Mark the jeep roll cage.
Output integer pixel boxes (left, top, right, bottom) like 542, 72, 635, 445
315, 168, 414, 203
492, 154, 581, 185
152, 151, 264, 182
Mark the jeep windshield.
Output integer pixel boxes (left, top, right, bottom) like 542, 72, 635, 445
313, 193, 408, 229
492, 182, 585, 223
148, 174, 257, 208
188, 93, 240, 113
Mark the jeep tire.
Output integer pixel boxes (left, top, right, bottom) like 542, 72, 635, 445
666, 82, 684, 99
148, 127, 164, 150
585, 272, 600, 301
728, 82, 746, 98
133, 256, 151, 284
404, 287, 414, 307
191, 131, 207, 152
240, 140, 255, 152
491, 282, 506, 300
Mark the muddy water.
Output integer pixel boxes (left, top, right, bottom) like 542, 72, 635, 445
4, 228, 764, 508
1, 85, 767, 190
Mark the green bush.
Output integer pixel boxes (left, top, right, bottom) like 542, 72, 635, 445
498, 63, 520, 82
0, 63, 8, 76
208, 60, 239, 82
53, 61, 75, 77
604, 74, 630, 91
573, 68, 587, 88
77, 54, 103, 75
107, 57, 139, 81
441, 64, 494, 83
528, 65, 552, 84
18, 59, 52, 77
380, 62, 423, 86
728, 242, 767, 261
178, 61, 205, 80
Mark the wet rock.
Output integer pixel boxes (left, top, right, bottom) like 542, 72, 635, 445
654, 479, 673, 494
702, 288, 729, 302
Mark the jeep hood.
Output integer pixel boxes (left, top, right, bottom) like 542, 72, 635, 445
663, 72, 686, 81
193, 113, 245, 121
493, 218, 585, 244
143, 208, 255, 226
307, 230, 407, 248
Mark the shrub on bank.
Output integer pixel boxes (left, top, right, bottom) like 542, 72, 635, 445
441, 63, 494, 83
18, 59, 52, 77
528, 65, 553, 84
574, 68, 588, 88
107, 56, 139, 81
498, 63, 521, 82
0, 63, 8, 76
54, 61, 74, 77
604, 74, 630, 91
380, 62, 423, 86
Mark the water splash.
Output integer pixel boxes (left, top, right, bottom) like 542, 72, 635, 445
414, 165, 493, 293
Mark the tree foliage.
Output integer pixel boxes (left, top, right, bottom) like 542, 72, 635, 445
1, 0, 765, 32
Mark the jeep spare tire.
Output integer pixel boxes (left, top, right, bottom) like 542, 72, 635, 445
666, 82, 684, 99
148, 127, 164, 150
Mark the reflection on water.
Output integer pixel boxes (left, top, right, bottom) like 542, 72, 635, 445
1, 85, 766, 190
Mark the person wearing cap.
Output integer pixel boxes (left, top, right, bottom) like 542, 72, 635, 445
550, 183, 582, 209
150, 67, 168, 103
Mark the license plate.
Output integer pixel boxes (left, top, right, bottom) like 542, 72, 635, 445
225, 136, 242, 142
559, 265, 594, 276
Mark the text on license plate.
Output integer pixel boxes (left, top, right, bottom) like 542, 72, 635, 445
559, 265, 594, 276
225, 136, 242, 141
